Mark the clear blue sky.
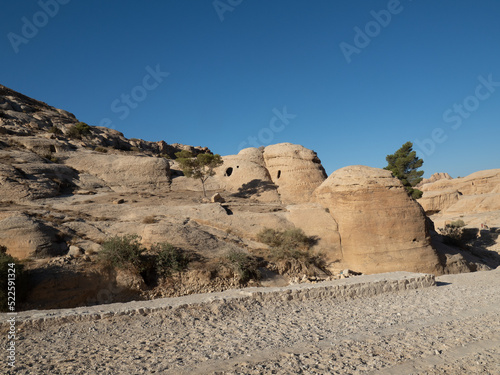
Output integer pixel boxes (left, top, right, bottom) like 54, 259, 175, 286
1, 0, 499, 178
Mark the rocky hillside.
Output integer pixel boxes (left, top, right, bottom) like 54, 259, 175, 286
0, 84, 498, 310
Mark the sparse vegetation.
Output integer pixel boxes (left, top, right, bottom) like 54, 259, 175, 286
0, 245, 28, 312
98, 235, 190, 282
94, 146, 108, 153
225, 249, 260, 283
449, 219, 466, 228
98, 235, 145, 272
48, 126, 62, 135
43, 153, 59, 163
257, 228, 326, 271
438, 221, 475, 247
175, 150, 223, 197
67, 122, 91, 139
142, 216, 156, 224
257, 228, 311, 260
152, 243, 190, 277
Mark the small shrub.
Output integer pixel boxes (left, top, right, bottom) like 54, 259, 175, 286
94, 146, 108, 153
130, 146, 141, 152
257, 228, 311, 257
67, 122, 91, 139
48, 126, 62, 135
257, 228, 326, 270
0, 246, 28, 312
449, 219, 466, 228
225, 249, 260, 283
98, 235, 145, 272
152, 243, 189, 277
142, 216, 156, 224
43, 153, 59, 163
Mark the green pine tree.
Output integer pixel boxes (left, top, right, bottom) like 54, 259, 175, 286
384, 141, 424, 199
175, 150, 223, 197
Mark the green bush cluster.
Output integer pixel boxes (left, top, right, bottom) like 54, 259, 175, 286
0, 246, 28, 312
225, 249, 260, 283
152, 242, 190, 277
98, 235, 145, 272
98, 235, 189, 278
67, 122, 91, 139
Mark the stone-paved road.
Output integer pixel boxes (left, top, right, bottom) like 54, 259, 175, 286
3, 269, 500, 374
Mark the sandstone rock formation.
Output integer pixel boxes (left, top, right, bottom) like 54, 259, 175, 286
419, 169, 500, 215
0, 149, 78, 201
0, 213, 67, 258
171, 144, 327, 205
314, 166, 442, 274
263, 143, 327, 204
212, 147, 280, 202
1, 82, 497, 309
418, 172, 452, 186
64, 152, 171, 192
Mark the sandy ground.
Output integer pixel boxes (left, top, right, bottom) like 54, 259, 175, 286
2, 268, 500, 375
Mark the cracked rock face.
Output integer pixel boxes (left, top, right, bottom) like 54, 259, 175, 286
314, 165, 442, 275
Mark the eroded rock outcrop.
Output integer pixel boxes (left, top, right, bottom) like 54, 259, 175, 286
262, 143, 327, 204
0, 213, 67, 259
214, 147, 280, 202
314, 165, 442, 274
64, 152, 171, 192
419, 169, 500, 214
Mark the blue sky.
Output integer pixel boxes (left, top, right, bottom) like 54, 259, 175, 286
1, 0, 499, 178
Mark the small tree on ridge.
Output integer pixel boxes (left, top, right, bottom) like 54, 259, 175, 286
175, 150, 223, 197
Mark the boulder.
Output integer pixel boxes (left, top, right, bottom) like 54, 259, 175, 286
211, 193, 225, 203
263, 143, 327, 204
313, 165, 442, 275
0, 213, 67, 259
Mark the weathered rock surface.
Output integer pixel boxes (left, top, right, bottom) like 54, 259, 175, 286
215, 147, 278, 200
64, 152, 171, 192
285, 203, 342, 266
263, 143, 327, 204
0, 149, 78, 201
418, 172, 452, 186
0, 213, 66, 259
419, 169, 500, 214
314, 165, 442, 274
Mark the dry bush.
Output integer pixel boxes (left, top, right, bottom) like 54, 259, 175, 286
142, 216, 156, 224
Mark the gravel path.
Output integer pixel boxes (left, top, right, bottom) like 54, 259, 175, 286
3, 269, 500, 374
